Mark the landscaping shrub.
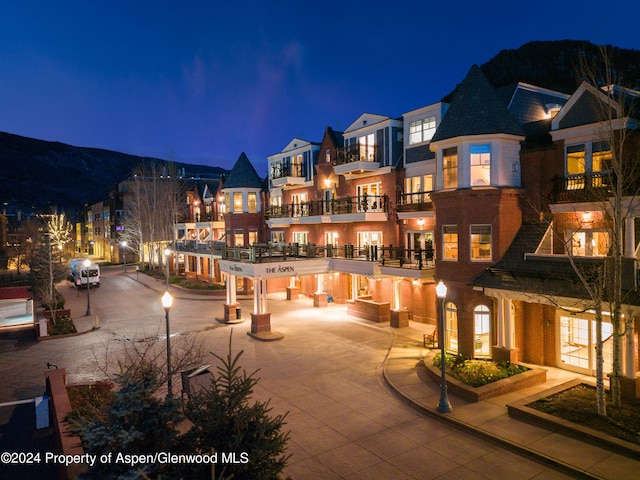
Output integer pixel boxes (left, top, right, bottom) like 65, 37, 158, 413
434, 353, 528, 387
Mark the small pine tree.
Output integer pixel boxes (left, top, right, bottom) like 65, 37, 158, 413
76, 364, 183, 479
182, 332, 291, 480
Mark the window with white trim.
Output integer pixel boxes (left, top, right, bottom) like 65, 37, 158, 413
470, 144, 491, 186
470, 225, 492, 261
442, 225, 458, 260
443, 147, 458, 188
409, 116, 436, 144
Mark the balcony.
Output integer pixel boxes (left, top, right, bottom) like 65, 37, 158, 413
334, 145, 380, 175
270, 160, 308, 188
207, 242, 433, 269
265, 194, 389, 225
396, 192, 433, 213
552, 172, 614, 203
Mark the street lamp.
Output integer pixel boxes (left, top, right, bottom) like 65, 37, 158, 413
84, 259, 92, 317
161, 290, 173, 396
164, 247, 171, 290
435, 280, 452, 413
120, 240, 127, 273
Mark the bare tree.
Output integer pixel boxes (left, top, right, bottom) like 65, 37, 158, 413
120, 162, 184, 270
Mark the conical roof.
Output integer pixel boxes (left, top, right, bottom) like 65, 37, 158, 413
222, 152, 263, 189
432, 65, 525, 142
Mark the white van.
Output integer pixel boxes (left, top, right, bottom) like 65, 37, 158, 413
69, 259, 100, 287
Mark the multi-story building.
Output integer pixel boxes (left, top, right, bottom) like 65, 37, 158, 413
169, 64, 640, 394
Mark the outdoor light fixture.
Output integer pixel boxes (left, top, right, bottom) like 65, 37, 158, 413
161, 290, 174, 396
435, 280, 452, 413
84, 259, 92, 316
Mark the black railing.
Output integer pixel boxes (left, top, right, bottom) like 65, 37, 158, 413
553, 172, 615, 202
379, 246, 435, 270
266, 194, 389, 219
396, 192, 433, 212
335, 145, 379, 165
271, 160, 307, 179
174, 242, 436, 271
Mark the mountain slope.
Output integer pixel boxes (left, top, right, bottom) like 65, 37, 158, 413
443, 40, 640, 102
0, 132, 227, 215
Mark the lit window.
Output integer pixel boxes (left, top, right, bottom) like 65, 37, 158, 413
566, 144, 586, 175
409, 116, 436, 144
470, 225, 492, 261
470, 144, 491, 186
443, 225, 458, 260
445, 302, 458, 353
233, 193, 243, 212
248, 192, 257, 212
443, 148, 458, 188
224, 193, 230, 213
569, 230, 609, 256
248, 230, 258, 245
234, 229, 244, 246
592, 141, 612, 173
358, 133, 375, 161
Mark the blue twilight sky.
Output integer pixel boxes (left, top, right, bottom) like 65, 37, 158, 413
1, 1, 638, 176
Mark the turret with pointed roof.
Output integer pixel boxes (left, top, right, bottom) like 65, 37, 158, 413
223, 152, 264, 189
432, 65, 525, 143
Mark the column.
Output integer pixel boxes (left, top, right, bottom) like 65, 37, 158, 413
390, 278, 408, 328
220, 274, 240, 323
249, 277, 282, 340
505, 299, 514, 350
496, 297, 505, 348
314, 274, 328, 307
625, 217, 636, 258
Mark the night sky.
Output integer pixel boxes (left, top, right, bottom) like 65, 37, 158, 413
1, 1, 638, 175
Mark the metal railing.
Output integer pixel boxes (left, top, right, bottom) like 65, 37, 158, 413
271, 160, 307, 180
266, 194, 389, 219
396, 192, 433, 212
174, 241, 435, 270
335, 145, 379, 165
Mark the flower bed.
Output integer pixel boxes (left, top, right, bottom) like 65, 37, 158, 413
423, 351, 547, 402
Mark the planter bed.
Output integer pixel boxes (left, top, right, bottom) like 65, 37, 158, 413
507, 379, 640, 459
422, 353, 547, 402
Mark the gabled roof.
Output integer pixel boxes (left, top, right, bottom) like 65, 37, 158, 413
222, 152, 263, 190
432, 65, 526, 143
281, 138, 319, 153
497, 83, 569, 125
344, 113, 391, 134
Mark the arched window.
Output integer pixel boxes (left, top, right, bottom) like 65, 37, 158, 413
474, 305, 491, 358
445, 302, 458, 353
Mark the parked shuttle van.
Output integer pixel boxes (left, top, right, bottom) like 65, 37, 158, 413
69, 259, 100, 287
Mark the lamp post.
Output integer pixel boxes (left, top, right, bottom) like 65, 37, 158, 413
120, 240, 127, 273
84, 259, 92, 317
164, 247, 171, 290
161, 290, 173, 396
435, 280, 452, 413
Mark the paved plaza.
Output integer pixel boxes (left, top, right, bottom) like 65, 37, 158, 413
1, 265, 639, 479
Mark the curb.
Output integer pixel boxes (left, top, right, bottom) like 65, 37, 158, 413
380, 330, 604, 480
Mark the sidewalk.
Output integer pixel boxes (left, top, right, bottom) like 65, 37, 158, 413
383, 324, 640, 480
66, 270, 640, 479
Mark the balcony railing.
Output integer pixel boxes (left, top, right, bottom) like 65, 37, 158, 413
192, 211, 224, 222
271, 160, 307, 180
396, 192, 433, 212
335, 145, 379, 165
553, 172, 615, 202
266, 194, 389, 219
175, 242, 434, 270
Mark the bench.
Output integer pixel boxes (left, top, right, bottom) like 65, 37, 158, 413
423, 324, 437, 348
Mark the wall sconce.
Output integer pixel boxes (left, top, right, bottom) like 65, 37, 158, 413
417, 218, 425, 226
581, 212, 592, 223
324, 179, 332, 188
